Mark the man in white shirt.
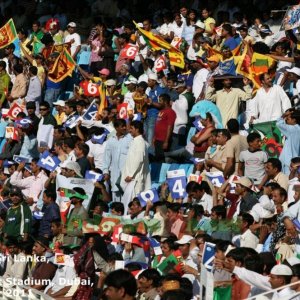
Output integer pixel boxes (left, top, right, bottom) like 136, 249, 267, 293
64, 22, 81, 60
25, 66, 42, 107
248, 73, 291, 124
124, 76, 138, 111
191, 59, 209, 100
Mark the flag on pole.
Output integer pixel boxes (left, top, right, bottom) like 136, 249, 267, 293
0, 19, 17, 49
133, 21, 184, 68
33, 36, 44, 55
48, 47, 76, 83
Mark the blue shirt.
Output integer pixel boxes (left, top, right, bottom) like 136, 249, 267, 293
277, 118, 300, 166
147, 85, 167, 118
224, 37, 239, 51
39, 202, 61, 237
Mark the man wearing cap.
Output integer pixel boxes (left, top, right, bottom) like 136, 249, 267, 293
233, 177, 258, 217
171, 80, 194, 149
62, 161, 82, 178
63, 187, 88, 246
175, 235, 200, 295
53, 100, 66, 125
286, 67, 300, 106
124, 76, 138, 111
191, 57, 209, 100
228, 264, 296, 299
64, 22, 81, 60
30, 237, 57, 290
3, 187, 32, 241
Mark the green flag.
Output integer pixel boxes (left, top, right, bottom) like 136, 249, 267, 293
251, 121, 283, 158
33, 36, 44, 54
213, 286, 232, 300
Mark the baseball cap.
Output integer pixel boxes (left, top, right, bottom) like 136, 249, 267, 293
105, 79, 117, 86
67, 22, 76, 28
53, 100, 65, 107
233, 177, 253, 189
287, 67, 300, 77
175, 235, 193, 245
194, 21, 205, 29
207, 55, 221, 63
125, 76, 138, 85
148, 73, 158, 81
10, 186, 23, 197
98, 68, 110, 76
270, 264, 293, 276
64, 161, 82, 177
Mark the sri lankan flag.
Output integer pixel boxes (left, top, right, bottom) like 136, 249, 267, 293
133, 21, 184, 68
0, 19, 17, 49
48, 47, 76, 83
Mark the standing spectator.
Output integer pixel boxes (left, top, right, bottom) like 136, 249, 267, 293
121, 120, 151, 195
153, 94, 176, 162
64, 22, 81, 60
0, 61, 10, 108
205, 77, 252, 126
7, 64, 27, 104
277, 110, 300, 175
191, 58, 209, 100
74, 142, 91, 177
102, 119, 132, 202
38, 189, 61, 239
24, 66, 42, 107
238, 132, 268, 185
249, 73, 291, 124
2, 43, 20, 83
3, 187, 32, 241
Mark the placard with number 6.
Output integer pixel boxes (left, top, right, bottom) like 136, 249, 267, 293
137, 188, 159, 207
167, 169, 187, 199
37, 150, 61, 172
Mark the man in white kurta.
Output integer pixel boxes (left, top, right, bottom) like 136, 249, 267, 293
121, 121, 151, 196
247, 73, 291, 124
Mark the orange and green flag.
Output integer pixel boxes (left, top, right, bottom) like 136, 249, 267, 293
48, 47, 76, 83
0, 19, 17, 49
133, 21, 184, 68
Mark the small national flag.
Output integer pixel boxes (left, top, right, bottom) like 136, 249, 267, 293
170, 37, 183, 49
120, 233, 142, 246
48, 47, 76, 83
57, 187, 88, 200
157, 252, 183, 275
82, 220, 101, 234
112, 224, 123, 242
0, 19, 17, 49
99, 217, 121, 234
33, 36, 44, 55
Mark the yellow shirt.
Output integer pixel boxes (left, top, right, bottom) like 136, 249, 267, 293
32, 60, 45, 85
55, 112, 67, 125
204, 17, 216, 33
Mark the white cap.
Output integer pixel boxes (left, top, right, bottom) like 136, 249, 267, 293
67, 22, 76, 28
270, 264, 293, 276
148, 73, 158, 81
287, 67, 300, 77
124, 76, 138, 85
64, 161, 82, 177
175, 235, 193, 245
194, 20, 205, 29
137, 23, 144, 28
105, 79, 117, 86
233, 177, 253, 189
53, 100, 65, 107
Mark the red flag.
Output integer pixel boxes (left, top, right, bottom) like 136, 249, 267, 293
112, 224, 123, 242
117, 103, 128, 119
121, 44, 138, 59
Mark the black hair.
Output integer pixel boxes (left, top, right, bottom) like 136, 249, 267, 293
247, 132, 261, 144
241, 212, 255, 227
159, 93, 171, 103
43, 189, 57, 201
113, 118, 126, 129
273, 187, 287, 200
63, 138, 75, 149
76, 142, 89, 156
226, 119, 239, 134
130, 120, 143, 134
226, 248, 248, 265
105, 269, 137, 297
265, 182, 281, 190
161, 290, 187, 300
267, 158, 282, 172
167, 202, 181, 213
39, 101, 50, 109
185, 181, 201, 193
138, 269, 161, 287
215, 240, 232, 252
13, 64, 23, 74
244, 254, 264, 274
107, 252, 123, 262
161, 238, 177, 250
218, 129, 231, 140
292, 263, 300, 278
29, 66, 38, 76
0, 61, 6, 69
222, 23, 233, 35
110, 202, 125, 215
259, 252, 276, 275
129, 198, 142, 208
211, 205, 227, 219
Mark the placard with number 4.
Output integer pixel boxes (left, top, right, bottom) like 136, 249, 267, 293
167, 169, 187, 199
37, 150, 61, 172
